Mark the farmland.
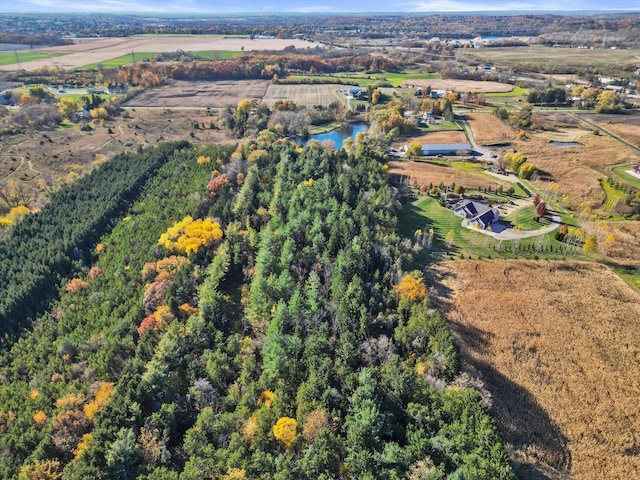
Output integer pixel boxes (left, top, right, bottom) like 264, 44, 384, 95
464, 45, 640, 69
399, 130, 468, 145
432, 260, 640, 480
0, 35, 318, 71
263, 83, 343, 107
400, 79, 514, 93
0, 51, 64, 66
286, 72, 439, 87
123, 79, 270, 108
464, 113, 516, 144
389, 159, 509, 192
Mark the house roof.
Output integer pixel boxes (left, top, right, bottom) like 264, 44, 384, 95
422, 143, 472, 152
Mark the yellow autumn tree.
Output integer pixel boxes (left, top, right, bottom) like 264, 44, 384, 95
395, 271, 427, 303
158, 216, 223, 255
583, 235, 597, 253
273, 417, 297, 450
196, 155, 211, 164
72, 433, 92, 460
83, 382, 115, 420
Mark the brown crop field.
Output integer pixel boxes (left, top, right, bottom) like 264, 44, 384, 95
431, 260, 640, 480
263, 84, 343, 107
388, 159, 509, 191
399, 131, 469, 145
123, 79, 270, 108
0, 35, 318, 71
465, 45, 640, 69
400, 78, 513, 93
464, 113, 516, 144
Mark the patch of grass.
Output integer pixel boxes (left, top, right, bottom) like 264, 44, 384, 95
601, 179, 627, 210
0, 51, 65, 66
53, 93, 111, 103
504, 204, 551, 230
485, 86, 528, 98
191, 50, 243, 60
286, 72, 440, 87
77, 52, 160, 70
611, 165, 640, 189
416, 121, 462, 132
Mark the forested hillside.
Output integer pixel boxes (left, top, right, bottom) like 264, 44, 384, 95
0, 137, 513, 479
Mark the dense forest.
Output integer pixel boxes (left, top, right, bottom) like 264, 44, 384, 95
0, 136, 514, 478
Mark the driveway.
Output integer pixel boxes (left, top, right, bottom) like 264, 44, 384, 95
462, 210, 562, 240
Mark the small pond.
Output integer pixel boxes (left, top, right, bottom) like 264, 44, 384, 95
549, 141, 582, 147
296, 122, 368, 149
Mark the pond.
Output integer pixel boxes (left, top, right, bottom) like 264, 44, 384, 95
296, 122, 368, 149
549, 141, 583, 147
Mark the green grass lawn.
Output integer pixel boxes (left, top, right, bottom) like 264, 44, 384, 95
0, 51, 66, 66
611, 165, 640, 189
398, 194, 576, 263
485, 86, 528, 98
53, 93, 112, 103
286, 72, 440, 87
416, 121, 462, 132
601, 179, 628, 210
191, 50, 243, 60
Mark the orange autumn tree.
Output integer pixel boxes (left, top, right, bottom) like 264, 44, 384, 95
395, 271, 427, 303
158, 216, 223, 255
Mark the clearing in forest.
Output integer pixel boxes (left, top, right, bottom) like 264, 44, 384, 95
432, 260, 640, 480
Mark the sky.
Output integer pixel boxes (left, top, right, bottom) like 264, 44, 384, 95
3, 0, 639, 14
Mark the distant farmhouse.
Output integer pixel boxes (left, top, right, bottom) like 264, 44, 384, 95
453, 200, 499, 229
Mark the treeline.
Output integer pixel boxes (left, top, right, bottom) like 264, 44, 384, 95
0, 32, 71, 47
0, 141, 190, 349
169, 53, 400, 81
0, 135, 514, 479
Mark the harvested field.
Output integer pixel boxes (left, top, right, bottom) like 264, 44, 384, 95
466, 45, 640, 69
0, 35, 318, 71
464, 113, 516, 144
399, 131, 468, 145
123, 79, 270, 108
400, 79, 513, 93
431, 260, 640, 480
263, 84, 343, 107
388, 160, 509, 191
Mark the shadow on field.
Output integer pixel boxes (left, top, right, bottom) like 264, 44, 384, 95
450, 317, 573, 480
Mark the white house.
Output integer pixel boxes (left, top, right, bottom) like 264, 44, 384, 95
453, 200, 499, 229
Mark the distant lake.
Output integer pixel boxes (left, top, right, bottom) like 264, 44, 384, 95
296, 122, 368, 148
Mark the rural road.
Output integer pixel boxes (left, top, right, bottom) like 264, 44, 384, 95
456, 115, 495, 161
